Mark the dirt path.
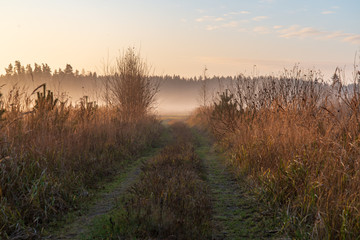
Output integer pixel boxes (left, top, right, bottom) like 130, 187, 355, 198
196, 134, 281, 239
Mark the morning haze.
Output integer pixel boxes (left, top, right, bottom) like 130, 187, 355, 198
1, 1, 360, 239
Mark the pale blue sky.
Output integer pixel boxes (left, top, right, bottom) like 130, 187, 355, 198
0, 0, 359, 79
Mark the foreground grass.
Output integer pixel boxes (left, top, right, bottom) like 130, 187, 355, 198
47, 131, 168, 239
192, 68, 360, 239
0, 86, 161, 239
87, 122, 212, 239
195, 131, 281, 239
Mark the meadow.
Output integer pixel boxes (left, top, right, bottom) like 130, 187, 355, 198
1, 47, 360, 239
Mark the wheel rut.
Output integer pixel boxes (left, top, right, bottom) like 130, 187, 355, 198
45, 146, 162, 240
197, 136, 281, 239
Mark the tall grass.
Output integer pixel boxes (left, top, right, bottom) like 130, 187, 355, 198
196, 65, 360, 238
0, 89, 160, 238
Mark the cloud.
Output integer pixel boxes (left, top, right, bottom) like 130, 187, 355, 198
252, 16, 269, 21
278, 25, 322, 38
222, 21, 238, 28
196, 16, 225, 22
223, 11, 250, 16
206, 25, 219, 31
322, 11, 335, 14
276, 25, 360, 45
253, 26, 269, 34
323, 31, 350, 39
237, 28, 247, 32
273, 25, 283, 29
205, 21, 239, 31
343, 35, 360, 45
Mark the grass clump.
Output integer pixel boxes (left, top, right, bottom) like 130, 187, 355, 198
90, 122, 212, 240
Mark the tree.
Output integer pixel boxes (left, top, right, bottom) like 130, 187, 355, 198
199, 66, 209, 107
5, 64, 13, 76
14, 61, 25, 75
109, 47, 159, 122
42, 64, 51, 78
64, 64, 73, 76
25, 64, 33, 75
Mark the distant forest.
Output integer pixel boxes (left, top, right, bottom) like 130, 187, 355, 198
0, 61, 235, 113
1, 61, 342, 114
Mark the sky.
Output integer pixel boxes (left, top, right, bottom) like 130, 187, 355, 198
0, 0, 359, 80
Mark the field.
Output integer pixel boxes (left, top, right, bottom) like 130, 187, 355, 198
1, 48, 360, 239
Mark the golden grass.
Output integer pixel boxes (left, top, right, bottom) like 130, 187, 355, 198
0, 85, 161, 238
196, 68, 360, 238
91, 122, 211, 239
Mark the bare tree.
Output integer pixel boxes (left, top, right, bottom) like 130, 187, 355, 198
109, 47, 160, 122
199, 66, 208, 107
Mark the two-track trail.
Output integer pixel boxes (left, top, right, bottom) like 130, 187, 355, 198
46, 128, 172, 240
195, 131, 281, 239
46, 124, 281, 239
49, 161, 142, 239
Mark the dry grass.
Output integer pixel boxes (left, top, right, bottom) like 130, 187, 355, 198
0, 84, 160, 239
197, 66, 360, 238
92, 122, 212, 239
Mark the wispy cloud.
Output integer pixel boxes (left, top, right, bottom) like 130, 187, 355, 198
222, 21, 238, 28
273, 25, 283, 29
205, 21, 239, 31
224, 10, 251, 16
253, 26, 269, 34
206, 25, 219, 31
343, 35, 360, 45
196, 16, 225, 22
322, 11, 335, 14
323, 31, 350, 39
278, 25, 322, 38
252, 16, 269, 21
276, 25, 360, 45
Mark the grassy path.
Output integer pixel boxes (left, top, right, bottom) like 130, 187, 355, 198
47, 158, 145, 239
196, 132, 281, 239
46, 128, 171, 240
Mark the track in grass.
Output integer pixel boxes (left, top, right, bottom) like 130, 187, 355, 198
46, 157, 146, 239
196, 133, 281, 239
46, 128, 171, 240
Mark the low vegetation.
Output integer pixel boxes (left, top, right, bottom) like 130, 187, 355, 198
89, 122, 212, 239
192, 65, 360, 238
